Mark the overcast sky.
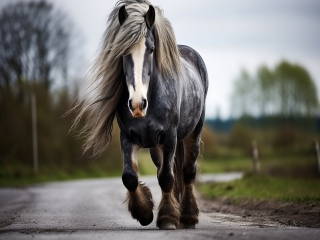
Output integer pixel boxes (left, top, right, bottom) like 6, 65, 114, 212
1, 0, 320, 118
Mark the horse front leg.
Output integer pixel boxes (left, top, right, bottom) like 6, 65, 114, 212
156, 132, 180, 230
120, 131, 154, 226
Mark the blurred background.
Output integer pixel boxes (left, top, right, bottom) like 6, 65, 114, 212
0, 0, 319, 185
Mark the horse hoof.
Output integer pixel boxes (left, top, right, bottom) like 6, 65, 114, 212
160, 221, 176, 230
138, 212, 153, 226
180, 223, 195, 229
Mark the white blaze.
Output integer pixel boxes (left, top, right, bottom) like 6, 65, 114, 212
129, 37, 148, 108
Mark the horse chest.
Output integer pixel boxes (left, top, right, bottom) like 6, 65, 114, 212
117, 94, 177, 148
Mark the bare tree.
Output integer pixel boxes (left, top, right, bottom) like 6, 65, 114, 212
0, 0, 71, 92
0, 0, 75, 173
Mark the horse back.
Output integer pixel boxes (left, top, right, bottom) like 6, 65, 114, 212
175, 45, 208, 141
178, 45, 208, 96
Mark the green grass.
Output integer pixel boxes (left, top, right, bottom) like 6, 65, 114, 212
138, 149, 157, 175
137, 147, 318, 178
0, 150, 156, 187
201, 153, 317, 175
0, 167, 122, 187
200, 157, 252, 173
1, 145, 318, 188
198, 174, 320, 203
136, 149, 251, 175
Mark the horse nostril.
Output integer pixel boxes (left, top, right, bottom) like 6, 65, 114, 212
128, 100, 134, 111
141, 99, 147, 110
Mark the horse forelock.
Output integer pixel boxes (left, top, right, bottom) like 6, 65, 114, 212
104, 0, 181, 77
74, 0, 181, 156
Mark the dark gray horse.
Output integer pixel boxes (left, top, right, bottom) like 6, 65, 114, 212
73, 0, 208, 230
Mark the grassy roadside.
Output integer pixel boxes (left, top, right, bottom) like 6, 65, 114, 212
198, 174, 320, 204
0, 167, 122, 187
201, 153, 317, 175
1, 148, 318, 188
198, 151, 320, 204
198, 173, 320, 228
0, 150, 155, 187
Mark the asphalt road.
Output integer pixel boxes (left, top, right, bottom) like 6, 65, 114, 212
0, 173, 319, 240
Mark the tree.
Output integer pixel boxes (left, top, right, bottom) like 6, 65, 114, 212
231, 61, 319, 117
274, 61, 319, 116
256, 65, 275, 116
230, 69, 258, 117
0, 0, 70, 92
0, 1, 124, 180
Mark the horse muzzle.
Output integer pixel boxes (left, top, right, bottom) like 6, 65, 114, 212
129, 99, 148, 118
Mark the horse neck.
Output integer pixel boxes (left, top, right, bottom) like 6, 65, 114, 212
149, 62, 182, 108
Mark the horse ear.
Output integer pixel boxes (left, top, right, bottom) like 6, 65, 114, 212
145, 5, 155, 29
118, 6, 128, 26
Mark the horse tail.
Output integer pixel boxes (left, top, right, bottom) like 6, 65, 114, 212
174, 141, 185, 202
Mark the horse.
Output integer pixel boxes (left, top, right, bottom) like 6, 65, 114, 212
73, 0, 208, 230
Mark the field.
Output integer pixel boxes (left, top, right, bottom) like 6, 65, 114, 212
199, 174, 320, 203
1, 146, 318, 185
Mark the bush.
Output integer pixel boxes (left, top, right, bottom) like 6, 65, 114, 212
272, 125, 297, 148
228, 123, 254, 154
201, 124, 217, 157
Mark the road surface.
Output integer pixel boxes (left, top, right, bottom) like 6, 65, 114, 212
0, 174, 319, 240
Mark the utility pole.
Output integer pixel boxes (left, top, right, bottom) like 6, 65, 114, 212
314, 139, 320, 175
31, 93, 38, 173
252, 140, 260, 174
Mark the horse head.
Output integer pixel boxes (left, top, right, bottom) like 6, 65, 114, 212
119, 5, 155, 118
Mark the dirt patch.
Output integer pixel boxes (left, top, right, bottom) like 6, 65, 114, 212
199, 195, 320, 228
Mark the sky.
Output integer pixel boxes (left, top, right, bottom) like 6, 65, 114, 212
1, 0, 320, 119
